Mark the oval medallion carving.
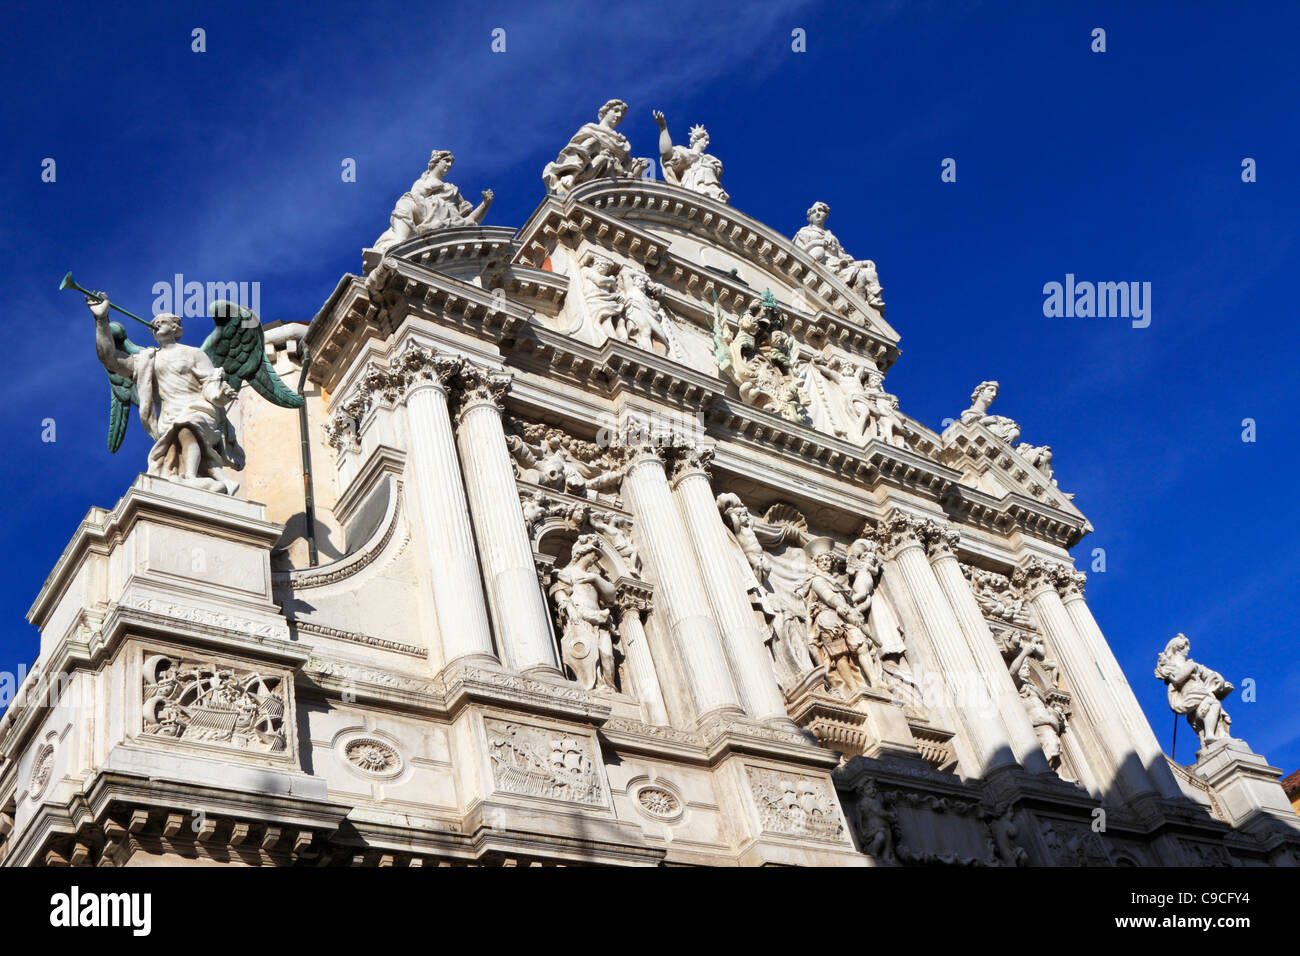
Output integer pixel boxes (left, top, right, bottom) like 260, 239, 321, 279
633, 782, 684, 823
339, 735, 404, 779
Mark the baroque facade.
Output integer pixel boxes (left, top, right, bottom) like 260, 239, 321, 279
3, 104, 1298, 867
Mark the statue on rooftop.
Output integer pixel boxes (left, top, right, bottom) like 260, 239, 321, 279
374, 149, 493, 254
544, 100, 648, 196
653, 110, 729, 204
793, 202, 885, 312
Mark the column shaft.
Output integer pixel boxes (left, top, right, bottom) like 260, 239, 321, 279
673, 467, 787, 722
621, 449, 742, 719
929, 549, 1051, 773
455, 374, 559, 674
404, 371, 496, 666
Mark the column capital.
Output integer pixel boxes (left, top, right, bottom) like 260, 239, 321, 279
872, 510, 950, 559
393, 342, 462, 397
325, 360, 404, 452
665, 442, 715, 482
1011, 555, 1079, 599
452, 364, 513, 421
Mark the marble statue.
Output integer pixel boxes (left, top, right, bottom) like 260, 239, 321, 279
960, 381, 1021, 444
1016, 664, 1067, 769
713, 290, 803, 422
653, 110, 729, 204
544, 100, 648, 196
617, 267, 677, 356
793, 202, 885, 311
579, 253, 625, 340
89, 295, 303, 495
798, 537, 880, 693
549, 534, 619, 691
1155, 634, 1234, 750
587, 511, 640, 573
374, 149, 493, 253
860, 371, 911, 448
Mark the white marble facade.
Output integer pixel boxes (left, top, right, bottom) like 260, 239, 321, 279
3, 103, 1298, 868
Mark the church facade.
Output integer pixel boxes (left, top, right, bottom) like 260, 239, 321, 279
4, 102, 1297, 867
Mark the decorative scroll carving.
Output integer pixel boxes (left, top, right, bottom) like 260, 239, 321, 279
484, 719, 604, 806
793, 202, 885, 312
29, 744, 54, 800
1155, 634, 1235, 751
141, 653, 287, 754
544, 99, 647, 197
746, 767, 844, 841
712, 290, 803, 422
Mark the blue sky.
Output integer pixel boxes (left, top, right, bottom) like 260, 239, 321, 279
3, 1, 1296, 772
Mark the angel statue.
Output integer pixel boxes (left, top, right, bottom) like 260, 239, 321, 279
89, 294, 303, 496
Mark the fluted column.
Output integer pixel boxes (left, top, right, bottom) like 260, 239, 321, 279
453, 366, 560, 675
1058, 573, 1182, 799
617, 584, 670, 726
922, 526, 1052, 773
620, 443, 743, 720
1014, 557, 1156, 800
396, 344, 497, 667
670, 448, 788, 723
876, 512, 1017, 774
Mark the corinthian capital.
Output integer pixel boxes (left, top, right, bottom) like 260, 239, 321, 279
916, 520, 961, 561
392, 342, 462, 395
1053, 566, 1086, 599
453, 364, 513, 419
665, 441, 715, 480
872, 510, 929, 557
1011, 556, 1074, 598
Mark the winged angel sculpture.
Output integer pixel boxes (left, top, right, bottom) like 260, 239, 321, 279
87, 293, 303, 495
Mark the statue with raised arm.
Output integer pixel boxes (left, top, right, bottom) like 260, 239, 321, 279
87, 294, 303, 495
544, 100, 648, 197
793, 202, 885, 312
1155, 634, 1235, 751
374, 149, 493, 254
652, 110, 729, 204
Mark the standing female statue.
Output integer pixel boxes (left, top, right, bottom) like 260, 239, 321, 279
653, 110, 729, 204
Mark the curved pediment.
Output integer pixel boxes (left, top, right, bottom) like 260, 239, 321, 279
516, 179, 899, 348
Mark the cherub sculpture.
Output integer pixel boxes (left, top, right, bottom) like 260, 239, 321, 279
89, 295, 303, 495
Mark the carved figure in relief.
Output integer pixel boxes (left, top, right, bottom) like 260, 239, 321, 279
579, 253, 625, 340
1017, 663, 1067, 769
618, 268, 677, 355
549, 535, 619, 691
988, 809, 1029, 866
586, 511, 640, 573
1154, 634, 1234, 750
718, 493, 772, 582
855, 779, 897, 863
959, 381, 1021, 444
374, 149, 493, 253
653, 110, 729, 204
793, 202, 885, 311
798, 537, 880, 693
713, 290, 804, 422
506, 426, 624, 499
544, 99, 648, 196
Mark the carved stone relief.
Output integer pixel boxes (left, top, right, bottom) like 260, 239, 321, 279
484, 718, 605, 806
746, 766, 845, 842
712, 290, 804, 422
506, 420, 625, 501
141, 652, 288, 754
28, 743, 55, 801
338, 733, 405, 780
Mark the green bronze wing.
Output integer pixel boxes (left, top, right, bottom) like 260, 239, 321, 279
202, 301, 304, 409
107, 321, 140, 453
